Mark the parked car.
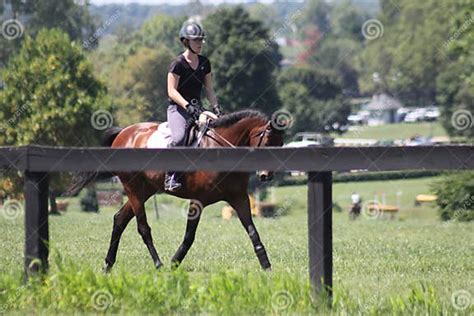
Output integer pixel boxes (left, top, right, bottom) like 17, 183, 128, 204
347, 110, 370, 125
284, 132, 334, 148
424, 106, 440, 121
404, 109, 426, 123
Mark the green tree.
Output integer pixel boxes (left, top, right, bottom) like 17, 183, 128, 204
436, 2, 473, 138
357, 0, 471, 105
0, 28, 110, 145
330, 0, 368, 41
128, 14, 186, 54
297, 0, 366, 95
0, 28, 111, 202
88, 14, 186, 126
277, 66, 350, 134
28, 0, 96, 43
1, 0, 96, 66
124, 45, 175, 122
313, 38, 362, 96
300, 0, 331, 34
203, 6, 282, 114
247, 3, 279, 32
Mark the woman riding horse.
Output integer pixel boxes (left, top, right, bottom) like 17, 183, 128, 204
67, 23, 285, 273
166, 21, 222, 191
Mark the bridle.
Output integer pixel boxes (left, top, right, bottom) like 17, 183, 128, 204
206, 121, 271, 148
254, 121, 271, 148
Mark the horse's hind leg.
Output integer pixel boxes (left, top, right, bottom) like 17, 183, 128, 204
227, 194, 271, 271
104, 201, 134, 272
171, 200, 203, 267
128, 191, 163, 269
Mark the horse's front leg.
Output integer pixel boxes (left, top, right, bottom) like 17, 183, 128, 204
171, 199, 203, 267
227, 194, 271, 271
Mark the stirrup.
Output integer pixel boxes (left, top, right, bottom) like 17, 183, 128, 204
165, 172, 182, 191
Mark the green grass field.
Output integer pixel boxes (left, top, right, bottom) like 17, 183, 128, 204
336, 122, 447, 140
1, 176, 473, 314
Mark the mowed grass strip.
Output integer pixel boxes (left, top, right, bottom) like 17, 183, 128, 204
0, 176, 472, 314
334, 122, 447, 140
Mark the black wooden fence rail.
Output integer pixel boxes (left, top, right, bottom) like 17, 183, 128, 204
1, 145, 473, 297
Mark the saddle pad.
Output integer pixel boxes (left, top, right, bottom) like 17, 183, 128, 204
147, 122, 172, 148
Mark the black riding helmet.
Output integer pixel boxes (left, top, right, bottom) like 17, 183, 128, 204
179, 22, 206, 54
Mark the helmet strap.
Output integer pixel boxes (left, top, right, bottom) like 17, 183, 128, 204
189, 46, 198, 55
183, 39, 198, 55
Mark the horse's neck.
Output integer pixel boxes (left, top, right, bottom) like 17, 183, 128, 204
212, 119, 262, 147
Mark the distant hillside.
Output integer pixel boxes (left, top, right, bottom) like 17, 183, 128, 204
331, 0, 380, 14
88, 3, 186, 35
89, 1, 379, 36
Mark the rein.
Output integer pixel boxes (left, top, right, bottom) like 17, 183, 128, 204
204, 121, 269, 148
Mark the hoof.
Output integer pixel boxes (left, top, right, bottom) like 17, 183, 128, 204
155, 261, 163, 270
170, 261, 180, 270
103, 264, 113, 274
263, 264, 272, 272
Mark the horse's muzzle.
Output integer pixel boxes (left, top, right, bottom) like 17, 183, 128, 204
258, 171, 273, 182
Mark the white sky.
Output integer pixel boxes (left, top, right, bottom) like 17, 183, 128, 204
90, 0, 276, 5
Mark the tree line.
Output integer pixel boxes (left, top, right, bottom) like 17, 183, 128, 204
0, 0, 472, 203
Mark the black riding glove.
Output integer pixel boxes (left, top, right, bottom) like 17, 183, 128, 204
185, 103, 198, 116
185, 104, 200, 125
213, 104, 223, 116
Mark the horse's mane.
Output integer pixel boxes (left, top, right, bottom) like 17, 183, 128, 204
209, 109, 268, 128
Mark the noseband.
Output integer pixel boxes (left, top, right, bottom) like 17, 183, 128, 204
252, 121, 271, 148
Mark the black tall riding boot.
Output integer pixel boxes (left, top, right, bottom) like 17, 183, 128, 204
164, 140, 182, 192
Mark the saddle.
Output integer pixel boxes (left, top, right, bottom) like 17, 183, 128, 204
147, 111, 218, 149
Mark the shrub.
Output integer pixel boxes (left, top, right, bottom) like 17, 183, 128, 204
80, 186, 99, 213
431, 171, 474, 221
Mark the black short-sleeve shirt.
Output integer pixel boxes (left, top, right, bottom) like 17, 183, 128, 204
168, 54, 211, 105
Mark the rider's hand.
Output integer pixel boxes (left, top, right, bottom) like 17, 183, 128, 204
185, 103, 197, 116
213, 104, 223, 116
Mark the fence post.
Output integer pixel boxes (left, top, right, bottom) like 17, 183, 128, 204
24, 171, 49, 275
307, 171, 333, 300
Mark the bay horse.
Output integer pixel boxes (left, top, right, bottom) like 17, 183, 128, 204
68, 110, 284, 272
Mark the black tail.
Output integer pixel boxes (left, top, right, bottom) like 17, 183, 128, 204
65, 127, 123, 197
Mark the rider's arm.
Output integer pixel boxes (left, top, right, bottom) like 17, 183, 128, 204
204, 73, 218, 107
167, 72, 189, 109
